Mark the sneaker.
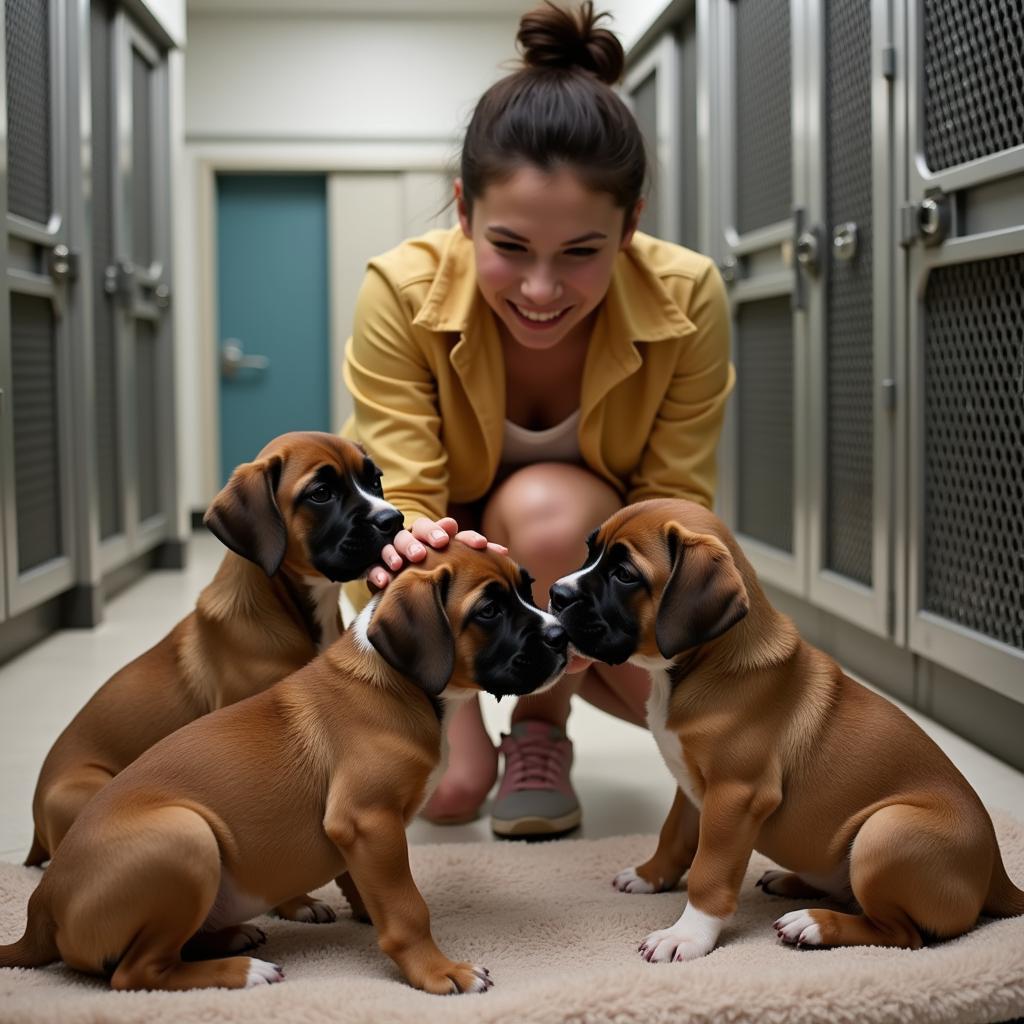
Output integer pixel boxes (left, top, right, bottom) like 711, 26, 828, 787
490, 720, 581, 838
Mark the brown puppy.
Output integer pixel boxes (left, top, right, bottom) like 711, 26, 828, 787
26, 430, 402, 931
0, 545, 568, 993
550, 498, 1024, 960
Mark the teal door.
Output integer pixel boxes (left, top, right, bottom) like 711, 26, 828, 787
216, 174, 331, 484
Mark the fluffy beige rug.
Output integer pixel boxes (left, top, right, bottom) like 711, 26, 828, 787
2, 815, 1024, 1024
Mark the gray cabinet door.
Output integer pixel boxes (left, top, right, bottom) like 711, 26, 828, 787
1, 0, 77, 617
94, 4, 175, 573
902, 0, 1024, 701
711, 0, 805, 596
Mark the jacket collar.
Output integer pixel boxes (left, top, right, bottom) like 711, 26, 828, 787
412, 228, 697, 344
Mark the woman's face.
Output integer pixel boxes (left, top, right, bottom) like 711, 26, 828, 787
457, 166, 639, 351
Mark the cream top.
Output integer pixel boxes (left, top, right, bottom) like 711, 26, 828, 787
501, 410, 583, 468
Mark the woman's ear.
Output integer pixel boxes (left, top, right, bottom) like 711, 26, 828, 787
620, 199, 644, 248
454, 178, 472, 238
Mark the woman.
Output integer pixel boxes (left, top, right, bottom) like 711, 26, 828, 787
343, 1, 733, 838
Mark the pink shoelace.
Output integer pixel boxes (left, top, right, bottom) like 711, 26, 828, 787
498, 730, 573, 793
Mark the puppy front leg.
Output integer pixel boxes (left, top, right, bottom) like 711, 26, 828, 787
614, 787, 699, 893
638, 782, 780, 963
325, 806, 492, 995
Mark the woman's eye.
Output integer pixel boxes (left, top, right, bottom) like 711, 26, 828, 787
309, 484, 332, 504
476, 601, 500, 621
564, 247, 599, 257
492, 240, 527, 253
612, 563, 638, 584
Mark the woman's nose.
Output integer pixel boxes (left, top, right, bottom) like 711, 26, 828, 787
521, 268, 562, 305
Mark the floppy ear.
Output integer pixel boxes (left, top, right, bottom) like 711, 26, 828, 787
655, 523, 749, 660
203, 454, 286, 577
367, 567, 454, 697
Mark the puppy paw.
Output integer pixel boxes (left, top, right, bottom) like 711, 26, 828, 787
229, 924, 267, 953
613, 866, 658, 894
273, 894, 337, 924
774, 909, 824, 946
638, 925, 716, 963
244, 958, 285, 987
416, 961, 493, 995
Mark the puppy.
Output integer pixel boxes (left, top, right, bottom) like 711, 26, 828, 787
0, 545, 568, 993
551, 498, 1024, 960
26, 429, 402, 930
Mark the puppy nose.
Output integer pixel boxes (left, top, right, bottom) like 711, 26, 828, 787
542, 622, 567, 651
371, 507, 403, 536
549, 581, 578, 613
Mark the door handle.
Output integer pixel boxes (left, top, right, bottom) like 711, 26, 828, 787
220, 338, 270, 378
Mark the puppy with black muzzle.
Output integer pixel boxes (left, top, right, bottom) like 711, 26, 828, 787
26, 430, 402, 933
550, 498, 1024, 961
0, 544, 567, 994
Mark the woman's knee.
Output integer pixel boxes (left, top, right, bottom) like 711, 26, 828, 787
482, 462, 621, 570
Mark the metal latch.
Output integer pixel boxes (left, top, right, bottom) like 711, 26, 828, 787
104, 261, 136, 303
900, 193, 951, 247
47, 244, 79, 282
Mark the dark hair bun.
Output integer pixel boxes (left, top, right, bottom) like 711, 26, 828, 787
517, 1, 624, 85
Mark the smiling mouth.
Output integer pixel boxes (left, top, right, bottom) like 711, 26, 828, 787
507, 300, 572, 329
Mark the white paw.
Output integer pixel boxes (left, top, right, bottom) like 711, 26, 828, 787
461, 965, 493, 994
638, 925, 715, 962
245, 958, 285, 987
774, 909, 823, 946
613, 866, 658, 894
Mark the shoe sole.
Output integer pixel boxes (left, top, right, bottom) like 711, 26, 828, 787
490, 808, 582, 838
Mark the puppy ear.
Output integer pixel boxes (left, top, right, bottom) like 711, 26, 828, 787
367, 567, 454, 697
203, 455, 286, 577
655, 523, 749, 659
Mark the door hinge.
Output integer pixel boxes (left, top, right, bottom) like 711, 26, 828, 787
881, 46, 896, 81
881, 377, 896, 411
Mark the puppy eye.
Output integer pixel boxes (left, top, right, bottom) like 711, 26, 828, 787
372, 472, 384, 496
476, 600, 501, 621
309, 484, 333, 504
612, 563, 639, 584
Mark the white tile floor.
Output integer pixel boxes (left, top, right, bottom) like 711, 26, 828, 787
1, 530, 1021, 863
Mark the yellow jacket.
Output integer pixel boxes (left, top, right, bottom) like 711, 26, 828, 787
343, 226, 734, 526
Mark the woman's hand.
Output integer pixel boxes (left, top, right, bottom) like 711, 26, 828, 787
368, 516, 508, 589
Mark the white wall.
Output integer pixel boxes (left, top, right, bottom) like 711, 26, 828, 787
185, 13, 519, 141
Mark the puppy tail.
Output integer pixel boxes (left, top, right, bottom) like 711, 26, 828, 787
0, 889, 59, 969
24, 831, 48, 868
983, 854, 1024, 918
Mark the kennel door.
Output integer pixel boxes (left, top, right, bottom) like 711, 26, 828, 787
0, 0, 78, 617
902, 0, 1024, 701
802, 0, 895, 638
711, 0, 806, 597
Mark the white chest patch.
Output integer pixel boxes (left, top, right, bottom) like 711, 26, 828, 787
646, 668, 703, 809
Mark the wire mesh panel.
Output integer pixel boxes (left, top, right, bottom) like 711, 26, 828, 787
11, 295, 63, 572
734, 0, 791, 234
4, 0, 52, 223
921, 0, 1024, 172
736, 297, 794, 553
132, 49, 155, 271
91, 0, 122, 540
922, 254, 1024, 652
824, 0, 873, 585
135, 320, 160, 522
